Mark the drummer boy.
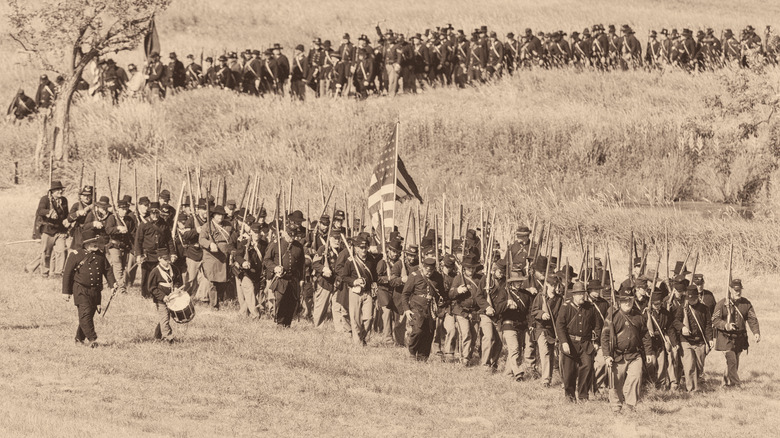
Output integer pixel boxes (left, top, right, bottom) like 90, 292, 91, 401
146, 247, 182, 343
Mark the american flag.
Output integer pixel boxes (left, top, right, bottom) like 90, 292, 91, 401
368, 123, 423, 237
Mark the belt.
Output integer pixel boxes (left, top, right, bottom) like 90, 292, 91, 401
570, 335, 590, 342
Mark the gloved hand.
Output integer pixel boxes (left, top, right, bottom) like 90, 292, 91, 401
561, 343, 570, 355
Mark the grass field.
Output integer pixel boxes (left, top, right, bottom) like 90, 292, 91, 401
1, 185, 779, 437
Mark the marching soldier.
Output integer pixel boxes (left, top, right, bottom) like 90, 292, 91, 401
272, 43, 290, 96
502, 267, 534, 380
602, 287, 654, 412
34, 180, 69, 278
263, 222, 306, 327
105, 197, 135, 290
232, 222, 264, 319
312, 229, 342, 328
646, 285, 678, 389
198, 205, 234, 309
67, 185, 94, 250
556, 281, 603, 402
167, 52, 186, 92
645, 31, 662, 67
478, 258, 503, 371
674, 285, 713, 392
185, 54, 203, 88
401, 256, 445, 360
486, 31, 504, 80
83, 196, 112, 240
339, 234, 378, 345
712, 279, 760, 387
449, 253, 485, 364
531, 274, 563, 387
146, 246, 183, 343
375, 238, 401, 343
135, 202, 176, 299
290, 45, 308, 101
588, 279, 610, 394
145, 52, 165, 101
62, 229, 116, 348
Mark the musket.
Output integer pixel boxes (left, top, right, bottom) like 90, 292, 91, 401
154, 156, 159, 200
415, 202, 422, 248
106, 176, 127, 228
205, 183, 213, 246
116, 155, 123, 202
215, 177, 223, 207
101, 286, 118, 318
422, 202, 429, 238
78, 163, 84, 192
401, 208, 412, 279
238, 175, 251, 209
726, 241, 734, 326
540, 231, 559, 341
441, 194, 446, 254
479, 202, 485, 261
288, 178, 294, 213
344, 192, 350, 237
484, 213, 496, 308
605, 243, 617, 389
171, 181, 186, 241
222, 176, 227, 207
319, 173, 326, 209
186, 167, 199, 228
92, 171, 97, 213
4, 239, 41, 246
319, 185, 335, 219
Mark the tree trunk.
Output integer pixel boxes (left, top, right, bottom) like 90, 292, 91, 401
50, 50, 97, 162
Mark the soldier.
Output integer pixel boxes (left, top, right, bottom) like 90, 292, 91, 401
571, 31, 591, 67
549, 31, 571, 67
7, 89, 37, 121
646, 284, 678, 389
215, 55, 235, 90
531, 274, 563, 387
556, 281, 603, 402
181, 199, 204, 296
167, 52, 186, 92
146, 246, 183, 343
34, 180, 69, 278
67, 185, 94, 250
722, 29, 741, 64
503, 32, 520, 75
272, 43, 290, 96
410, 34, 429, 91
477, 258, 503, 371
619, 25, 642, 69
242, 50, 262, 96
105, 197, 135, 290
306, 38, 324, 96
433, 253, 458, 357
468, 34, 487, 84
144, 52, 165, 101
712, 279, 760, 387
454, 35, 469, 88
198, 205, 234, 310
312, 229, 342, 328
486, 31, 504, 79
233, 222, 264, 319
603, 287, 654, 412
375, 238, 401, 343
588, 279, 610, 394
339, 234, 378, 345
135, 201, 176, 299
338, 33, 355, 61
449, 253, 484, 364
353, 45, 374, 100
693, 274, 716, 316
83, 196, 111, 240
645, 30, 662, 67
62, 229, 116, 348
659, 29, 673, 64
674, 285, 713, 392
502, 267, 534, 380
401, 256, 445, 360
290, 45, 308, 101
591, 25, 609, 69
263, 222, 306, 327
184, 54, 203, 88
261, 49, 280, 95
34, 74, 57, 110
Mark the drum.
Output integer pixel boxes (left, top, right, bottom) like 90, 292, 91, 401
167, 289, 195, 324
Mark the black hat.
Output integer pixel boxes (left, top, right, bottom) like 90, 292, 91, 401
288, 210, 305, 224
80, 185, 93, 196
506, 32, 515, 39
186, 54, 194, 59
319, 214, 331, 226
353, 234, 370, 248
49, 180, 66, 191
159, 190, 171, 201
205, 57, 214, 63
692, 274, 704, 285
82, 229, 100, 245
650, 288, 665, 302
312, 37, 322, 44
157, 246, 171, 259
117, 199, 129, 208
387, 239, 403, 252
196, 198, 207, 209
139, 196, 150, 206
673, 280, 689, 292
96, 196, 110, 208
405, 245, 419, 256
334, 210, 346, 221
295, 44, 305, 52
211, 205, 226, 216
730, 279, 743, 290
182, 195, 191, 207
570, 281, 587, 295
422, 257, 437, 267
257, 207, 267, 218
673, 261, 690, 276
150, 52, 160, 58
686, 285, 699, 300
617, 288, 634, 302
250, 222, 263, 233
272, 43, 283, 51
660, 28, 669, 36
160, 205, 174, 216
586, 279, 603, 292
218, 55, 227, 61
149, 201, 161, 211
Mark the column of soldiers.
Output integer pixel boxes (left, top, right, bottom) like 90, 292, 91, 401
36, 179, 761, 411
9, 24, 779, 120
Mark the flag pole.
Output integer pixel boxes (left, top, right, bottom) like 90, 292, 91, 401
392, 120, 399, 235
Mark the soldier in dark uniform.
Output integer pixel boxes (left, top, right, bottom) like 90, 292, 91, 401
353, 45, 374, 100
202, 57, 218, 87
290, 45, 308, 101
7, 89, 37, 121
35, 75, 57, 110
105, 197, 135, 290
645, 30, 662, 67
311, 229, 341, 328
588, 279, 610, 394
272, 43, 290, 96
83, 196, 112, 240
712, 279, 760, 387
556, 281, 603, 401
216, 56, 235, 90
722, 29, 741, 64
401, 256, 445, 360
232, 222, 264, 319
184, 54, 203, 88
62, 229, 116, 347
145, 52, 165, 101
34, 180, 69, 278
146, 247, 182, 343
375, 238, 401, 344
619, 25, 642, 69
339, 234, 378, 345
433, 254, 458, 357
646, 286, 678, 389
135, 202, 176, 299
602, 287, 654, 412
501, 267, 534, 379
263, 223, 306, 327
674, 285, 713, 392
261, 50, 279, 95
449, 253, 486, 364
66, 185, 93, 250
306, 38, 324, 95
476, 258, 504, 371
166, 52, 186, 92
531, 274, 563, 386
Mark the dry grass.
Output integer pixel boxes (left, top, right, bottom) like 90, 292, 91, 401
2, 185, 780, 437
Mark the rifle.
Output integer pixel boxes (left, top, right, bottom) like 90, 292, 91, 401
648, 256, 671, 352
540, 230, 559, 341
106, 176, 127, 228
319, 173, 326, 209
288, 178, 294, 213
116, 155, 123, 202
78, 163, 84, 192
171, 181, 186, 241
726, 241, 734, 327
154, 156, 159, 201
186, 167, 200, 228
238, 175, 251, 209
319, 185, 335, 219
101, 286, 118, 318
605, 243, 617, 389
484, 213, 496, 309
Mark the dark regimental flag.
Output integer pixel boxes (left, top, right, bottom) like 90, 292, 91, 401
144, 14, 161, 59
368, 122, 423, 237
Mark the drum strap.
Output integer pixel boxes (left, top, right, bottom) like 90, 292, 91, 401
157, 265, 173, 288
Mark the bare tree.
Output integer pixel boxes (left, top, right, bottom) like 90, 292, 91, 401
7, 0, 171, 162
